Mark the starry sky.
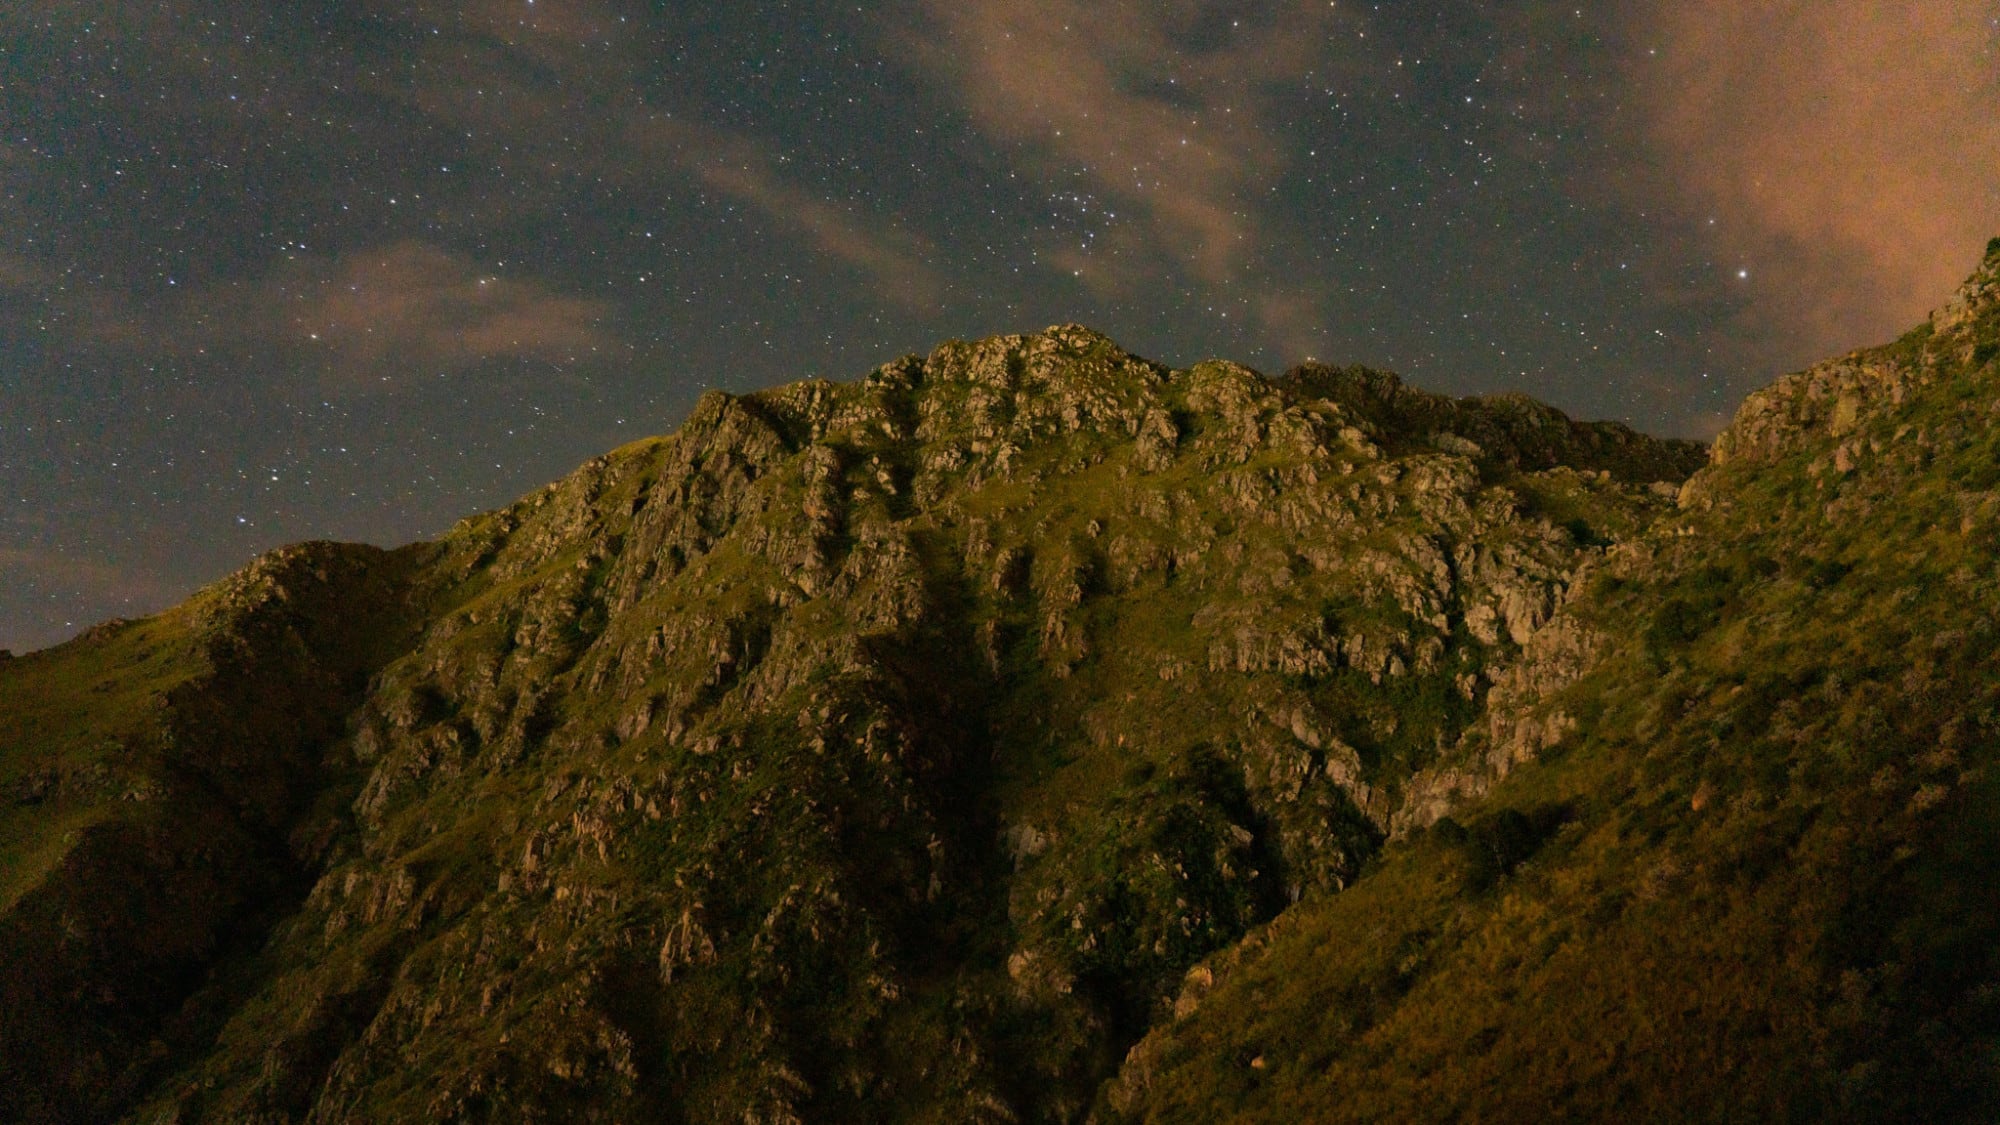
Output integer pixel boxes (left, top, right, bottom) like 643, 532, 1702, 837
3, 1, 1998, 653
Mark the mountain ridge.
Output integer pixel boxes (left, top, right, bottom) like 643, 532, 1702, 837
1111, 237, 2000, 1121
3, 238, 1997, 1122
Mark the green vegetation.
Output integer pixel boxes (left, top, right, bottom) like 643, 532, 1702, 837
0, 543, 428, 1123
1108, 243, 2000, 1122
6, 236, 2000, 1122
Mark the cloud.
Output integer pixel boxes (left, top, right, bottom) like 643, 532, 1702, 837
0, 251, 148, 351
3, 241, 611, 389
383, 1, 944, 310
13, 0, 943, 321
1629, 0, 2000, 356
0, 545, 180, 651
628, 116, 945, 311
0, 546, 168, 600
895, 0, 1358, 344
229, 241, 612, 379
146, 241, 616, 390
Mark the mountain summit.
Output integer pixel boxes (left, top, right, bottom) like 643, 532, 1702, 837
5, 243, 2000, 1122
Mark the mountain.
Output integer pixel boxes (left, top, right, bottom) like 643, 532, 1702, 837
3, 240, 1996, 1122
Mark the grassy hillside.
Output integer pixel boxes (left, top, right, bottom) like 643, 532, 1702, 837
0, 543, 429, 1123
63, 328, 1695, 1123
1109, 240, 2000, 1123
9, 238, 1996, 1123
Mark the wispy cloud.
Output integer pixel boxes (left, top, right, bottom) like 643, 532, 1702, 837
1630, 0, 2000, 356
630, 116, 945, 310
0, 545, 179, 651
218, 241, 613, 382
2, 241, 610, 390
895, 0, 1358, 346
13, 0, 942, 324
0, 251, 148, 351
386, 0, 944, 310
0, 546, 170, 603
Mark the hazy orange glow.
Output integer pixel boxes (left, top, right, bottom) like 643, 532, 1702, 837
1634, 0, 2000, 357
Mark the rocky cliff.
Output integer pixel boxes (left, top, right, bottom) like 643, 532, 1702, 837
1109, 238, 2000, 1121
4, 240, 1998, 1122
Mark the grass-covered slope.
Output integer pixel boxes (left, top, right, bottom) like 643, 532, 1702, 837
0, 543, 430, 1123
0, 327, 1700, 1123
17, 232, 2000, 1120
1108, 241, 2000, 1122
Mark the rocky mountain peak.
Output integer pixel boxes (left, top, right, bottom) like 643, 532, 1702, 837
1711, 236, 2000, 469
1932, 235, 2000, 337
2, 322, 1712, 1122
11, 250, 2000, 1122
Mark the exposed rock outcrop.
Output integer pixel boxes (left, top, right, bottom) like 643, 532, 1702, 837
1107, 240, 2000, 1123
1, 320, 1720, 1122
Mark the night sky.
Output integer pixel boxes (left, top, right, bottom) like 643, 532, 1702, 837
4, 2, 1997, 653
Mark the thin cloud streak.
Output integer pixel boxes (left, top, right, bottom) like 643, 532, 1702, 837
238, 241, 613, 381
0, 251, 148, 351
0, 546, 179, 652
2, 242, 612, 390
628, 116, 947, 312
897, 0, 1363, 349
398, 0, 944, 311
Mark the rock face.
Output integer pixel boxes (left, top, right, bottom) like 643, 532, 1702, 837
0, 327, 1699, 1123
6, 235, 2000, 1123
1107, 238, 2000, 1122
